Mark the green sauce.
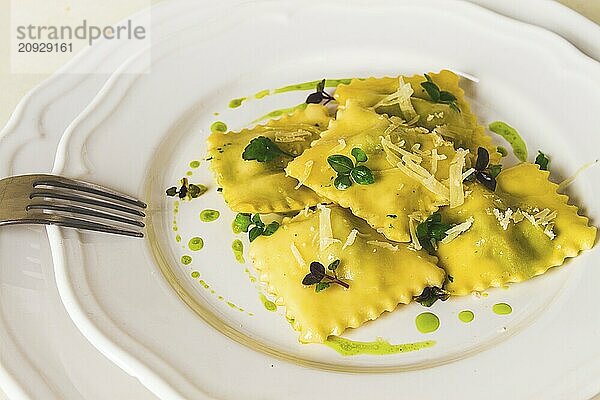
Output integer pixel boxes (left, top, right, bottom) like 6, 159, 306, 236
259, 294, 277, 312
181, 255, 192, 265
458, 310, 474, 323
210, 121, 227, 133
493, 303, 512, 315
254, 89, 270, 99
497, 146, 508, 157
489, 121, 528, 161
189, 160, 200, 168
273, 78, 352, 94
228, 97, 247, 108
252, 103, 307, 123
415, 312, 440, 334
232, 239, 245, 263
186, 170, 193, 176
325, 336, 435, 356
188, 237, 204, 251
191, 271, 200, 278
175, 234, 181, 243
199, 209, 220, 222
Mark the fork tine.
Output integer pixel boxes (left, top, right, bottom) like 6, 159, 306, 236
32, 177, 147, 209
45, 215, 143, 237
27, 203, 145, 228
30, 190, 146, 217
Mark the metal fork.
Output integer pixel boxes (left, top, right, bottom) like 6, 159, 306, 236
0, 174, 146, 237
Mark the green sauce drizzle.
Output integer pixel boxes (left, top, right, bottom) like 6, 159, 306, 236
191, 271, 200, 278
489, 121, 528, 161
415, 312, 440, 334
325, 336, 435, 356
254, 89, 270, 99
493, 303, 512, 315
259, 294, 277, 312
232, 239, 245, 263
188, 237, 204, 251
199, 209, 220, 222
189, 160, 200, 168
458, 310, 474, 323
175, 234, 181, 243
181, 255, 192, 265
252, 103, 307, 124
273, 78, 352, 94
210, 121, 228, 133
186, 170, 193, 176
228, 97, 247, 108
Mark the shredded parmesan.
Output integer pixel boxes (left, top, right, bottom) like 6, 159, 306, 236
448, 149, 468, 208
367, 240, 399, 251
558, 160, 598, 191
342, 229, 359, 250
317, 205, 340, 250
408, 214, 422, 251
290, 243, 305, 266
462, 168, 475, 181
294, 161, 314, 189
430, 149, 439, 176
441, 216, 474, 244
331, 138, 347, 153
372, 77, 418, 121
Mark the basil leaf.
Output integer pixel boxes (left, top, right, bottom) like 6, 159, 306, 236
351, 166, 375, 185
327, 154, 354, 175
251, 213, 265, 228
232, 213, 252, 233
248, 226, 264, 242
439, 91, 457, 102
351, 147, 368, 163
420, 81, 441, 102
334, 175, 353, 190
262, 221, 280, 236
327, 259, 340, 271
535, 151, 550, 171
166, 187, 177, 197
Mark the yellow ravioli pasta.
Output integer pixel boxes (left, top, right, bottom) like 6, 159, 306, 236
334, 70, 499, 163
248, 206, 445, 343
207, 104, 331, 213
286, 102, 460, 242
437, 163, 596, 295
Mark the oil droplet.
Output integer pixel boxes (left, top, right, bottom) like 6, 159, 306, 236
493, 303, 512, 315
189, 160, 200, 168
415, 312, 440, 334
232, 239, 245, 263
199, 209, 220, 222
181, 255, 192, 265
259, 294, 277, 312
175, 234, 181, 243
210, 121, 227, 133
458, 310, 474, 323
324, 336, 435, 356
188, 237, 204, 251
254, 89, 270, 99
228, 97, 246, 108
191, 271, 200, 278
488, 121, 528, 161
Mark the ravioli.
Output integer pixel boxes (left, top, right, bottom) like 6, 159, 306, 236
248, 206, 445, 343
437, 163, 596, 295
334, 70, 500, 163
286, 102, 464, 242
207, 104, 331, 213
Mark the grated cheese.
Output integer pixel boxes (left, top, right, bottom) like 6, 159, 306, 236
558, 159, 598, 192
290, 243, 305, 266
448, 149, 468, 208
372, 77, 418, 121
317, 205, 340, 250
408, 214, 422, 251
294, 160, 314, 189
331, 138, 347, 153
441, 216, 474, 244
342, 229, 359, 250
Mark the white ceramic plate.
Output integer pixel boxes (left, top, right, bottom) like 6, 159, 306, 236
22, 0, 600, 399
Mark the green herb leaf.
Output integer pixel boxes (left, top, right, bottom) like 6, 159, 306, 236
416, 212, 452, 254
251, 213, 265, 228
424, 74, 433, 83
350, 165, 375, 185
262, 221, 280, 236
449, 102, 461, 113
327, 259, 340, 271
248, 226, 264, 242
535, 151, 550, 171
439, 91, 457, 102
351, 147, 368, 163
315, 282, 330, 292
421, 81, 440, 102
414, 286, 450, 307
242, 136, 292, 162
334, 175, 353, 190
188, 184, 207, 198
327, 154, 354, 175
166, 187, 177, 197
488, 164, 502, 178
232, 213, 252, 234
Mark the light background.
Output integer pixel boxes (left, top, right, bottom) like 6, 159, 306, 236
0, 1, 599, 399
